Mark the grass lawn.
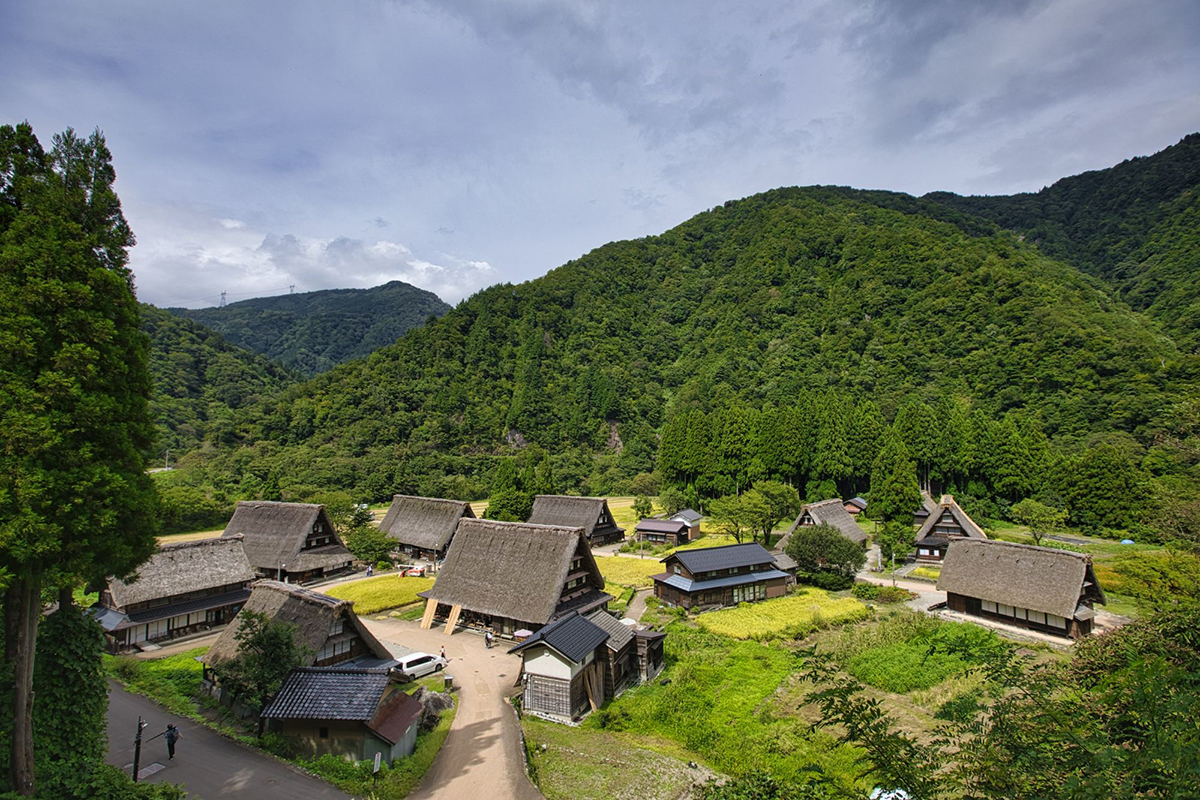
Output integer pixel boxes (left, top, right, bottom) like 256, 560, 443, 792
523, 717, 717, 800
593, 556, 664, 587
105, 647, 208, 721
326, 575, 435, 614
696, 589, 868, 641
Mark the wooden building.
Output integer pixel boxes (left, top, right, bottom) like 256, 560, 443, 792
780, 499, 869, 549
914, 495, 987, 561
222, 501, 354, 583
843, 497, 867, 518
937, 539, 1106, 639
652, 543, 789, 610
527, 495, 625, 547
377, 495, 475, 561
418, 519, 612, 637
202, 580, 393, 700
634, 518, 691, 547
913, 492, 938, 527
91, 535, 254, 653
261, 667, 423, 765
669, 508, 703, 539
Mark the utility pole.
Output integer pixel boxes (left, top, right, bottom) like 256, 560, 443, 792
164, 448, 169, 470
132, 716, 147, 781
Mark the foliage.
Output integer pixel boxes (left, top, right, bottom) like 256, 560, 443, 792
325, 575, 435, 615
794, 570, 855, 591
215, 611, 306, 716
297, 700, 455, 799
592, 556, 664, 588
343, 525, 395, 565
632, 495, 653, 519
851, 583, 915, 603
658, 486, 688, 516
706, 495, 752, 544
740, 481, 801, 546
0, 121, 159, 795
1094, 550, 1200, 606
104, 648, 207, 721
695, 590, 867, 641
698, 770, 835, 800
173, 280, 451, 377
875, 520, 914, 566
868, 436, 922, 523
784, 523, 867, 578
1010, 498, 1067, 545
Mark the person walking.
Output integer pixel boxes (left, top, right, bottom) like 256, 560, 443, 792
440, 645, 446, 660
165, 724, 181, 760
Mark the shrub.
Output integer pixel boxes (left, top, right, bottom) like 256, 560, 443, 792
852, 582, 880, 600
796, 570, 854, 591
697, 590, 868, 641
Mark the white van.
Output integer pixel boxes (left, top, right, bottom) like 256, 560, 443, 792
396, 652, 447, 680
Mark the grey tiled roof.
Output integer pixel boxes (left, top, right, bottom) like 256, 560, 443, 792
261, 668, 391, 721
586, 609, 634, 651
667, 543, 775, 573
509, 612, 609, 664
655, 568, 790, 594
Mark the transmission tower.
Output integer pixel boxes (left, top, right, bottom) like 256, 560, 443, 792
218, 290, 227, 308
289, 284, 296, 294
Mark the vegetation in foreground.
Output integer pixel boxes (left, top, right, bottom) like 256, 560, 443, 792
326, 575, 436, 615
695, 589, 867, 641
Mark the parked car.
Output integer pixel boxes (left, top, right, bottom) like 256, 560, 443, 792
396, 652, 447, 680
404, 566, 426, 577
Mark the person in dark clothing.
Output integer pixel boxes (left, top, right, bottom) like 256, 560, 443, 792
165, 724, 181, 760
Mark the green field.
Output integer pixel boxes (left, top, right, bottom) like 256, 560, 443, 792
326, 575, 435, 614
696, 589, 868, 641
593, 555, 664, 587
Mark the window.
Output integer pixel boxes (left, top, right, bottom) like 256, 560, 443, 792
729, 566, 740, 574
1028, 610, 1046, 625
1046, 614, 1067, 629
919, 548, 930, 556
998, 604, 1014, 617
673, 565, 681, 575
982, 600, 996, 613
319, 727, 329, 739
330, 619, 344, 636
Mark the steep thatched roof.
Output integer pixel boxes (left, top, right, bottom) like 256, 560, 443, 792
107, 535, 254, 609
937, 539, 1106, 618
221, 501, 352, 571
782, 499, 868, 546
527, 495, 623, 539
422, 519, 605, 625
202, 580, 389, 666
916, 495, 987, 544
914, 492, 938, 521
377, 495, 475, 553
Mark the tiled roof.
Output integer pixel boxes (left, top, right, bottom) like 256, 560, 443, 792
667, 542, 775, 573
586, 609, 634, 651
262, 667, 391, 721
671, 509, 703, 524
367, 690, 424, 745
509, 612, 609, 664
636, 519, 689, 534
654, 568, 790, 593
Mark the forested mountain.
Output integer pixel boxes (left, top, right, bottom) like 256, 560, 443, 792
928, 133, 1200, 351
170, 280, 452, 376
141, 304, 296, 459
167, 163, 1200, 531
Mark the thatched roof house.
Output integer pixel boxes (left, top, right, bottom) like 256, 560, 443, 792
92, 535, 255, 653
913, 492, 938, 526
262, 667, 424, 765
527, 495, 625, 546
937, 539, 1106, 638
418, 518, 611, 636
222, 501, 354, 583
780, 499, 868, 549
202, 580, 391, 671
915, 495, 987, 561
377, 495, 475, 560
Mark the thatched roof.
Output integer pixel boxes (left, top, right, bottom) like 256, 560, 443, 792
107, 535, 254, 609
202, 580, 389, 666
422, 519, 605, 625
222, 501, 352, 571
937, 539, 1106, 618
784, 499, 868, 546
916, 495, 987, 544
527, 495, 623, 539
914, 492, 938, 521
377, 495, 475, 553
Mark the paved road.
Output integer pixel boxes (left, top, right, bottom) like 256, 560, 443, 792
360, 616, 543, 800
106, 682, 350, 799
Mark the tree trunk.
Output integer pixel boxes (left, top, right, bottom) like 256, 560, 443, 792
5, 573, 41, 796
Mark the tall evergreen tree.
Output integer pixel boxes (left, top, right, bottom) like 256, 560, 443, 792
848, 400, 886, 493
0, 124, 157, 795
869, 435, 922, 523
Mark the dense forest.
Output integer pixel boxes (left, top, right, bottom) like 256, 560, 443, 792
158, 134, 1200, 539
929, 132, 1200, 351
140, 304, 296, 459
170, 279, 451, 376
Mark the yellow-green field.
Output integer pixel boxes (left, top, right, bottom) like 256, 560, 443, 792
697, 589, 869, 641
326, 575, 435, 614
593, 555, 664, 587
909, 565, 941, 580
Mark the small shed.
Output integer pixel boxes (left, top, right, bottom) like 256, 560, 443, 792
914, 495, 987, 561
377, 495, 475, 561
635, 518, 691, 547
222, 501, 354, 583
509, 612, 611, 722
937, 539, 1106, 638
844, 497, 868, 517
91, 535, 255, 653
261, 667, 423, 764
527, 495, 625, 547
669, 508, 703, 539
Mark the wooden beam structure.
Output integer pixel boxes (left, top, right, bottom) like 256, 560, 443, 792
443, 603, 462, 635
419, 598, 438, 630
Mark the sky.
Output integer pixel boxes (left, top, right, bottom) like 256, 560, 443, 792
2, 0, 1198, 308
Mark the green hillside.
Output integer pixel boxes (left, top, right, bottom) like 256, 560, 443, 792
928, 132, 1200, 350
170, 280, 452, 376
171, 183, 1196, 525
141, 304, 296, 459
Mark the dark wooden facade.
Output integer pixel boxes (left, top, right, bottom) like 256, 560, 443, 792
945, 591, 1094, 638
652, 544, 790, 610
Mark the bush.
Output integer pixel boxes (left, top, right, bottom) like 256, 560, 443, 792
697, 590, 868, 641
797, 570, 854, 591
852, 582, 880, 600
